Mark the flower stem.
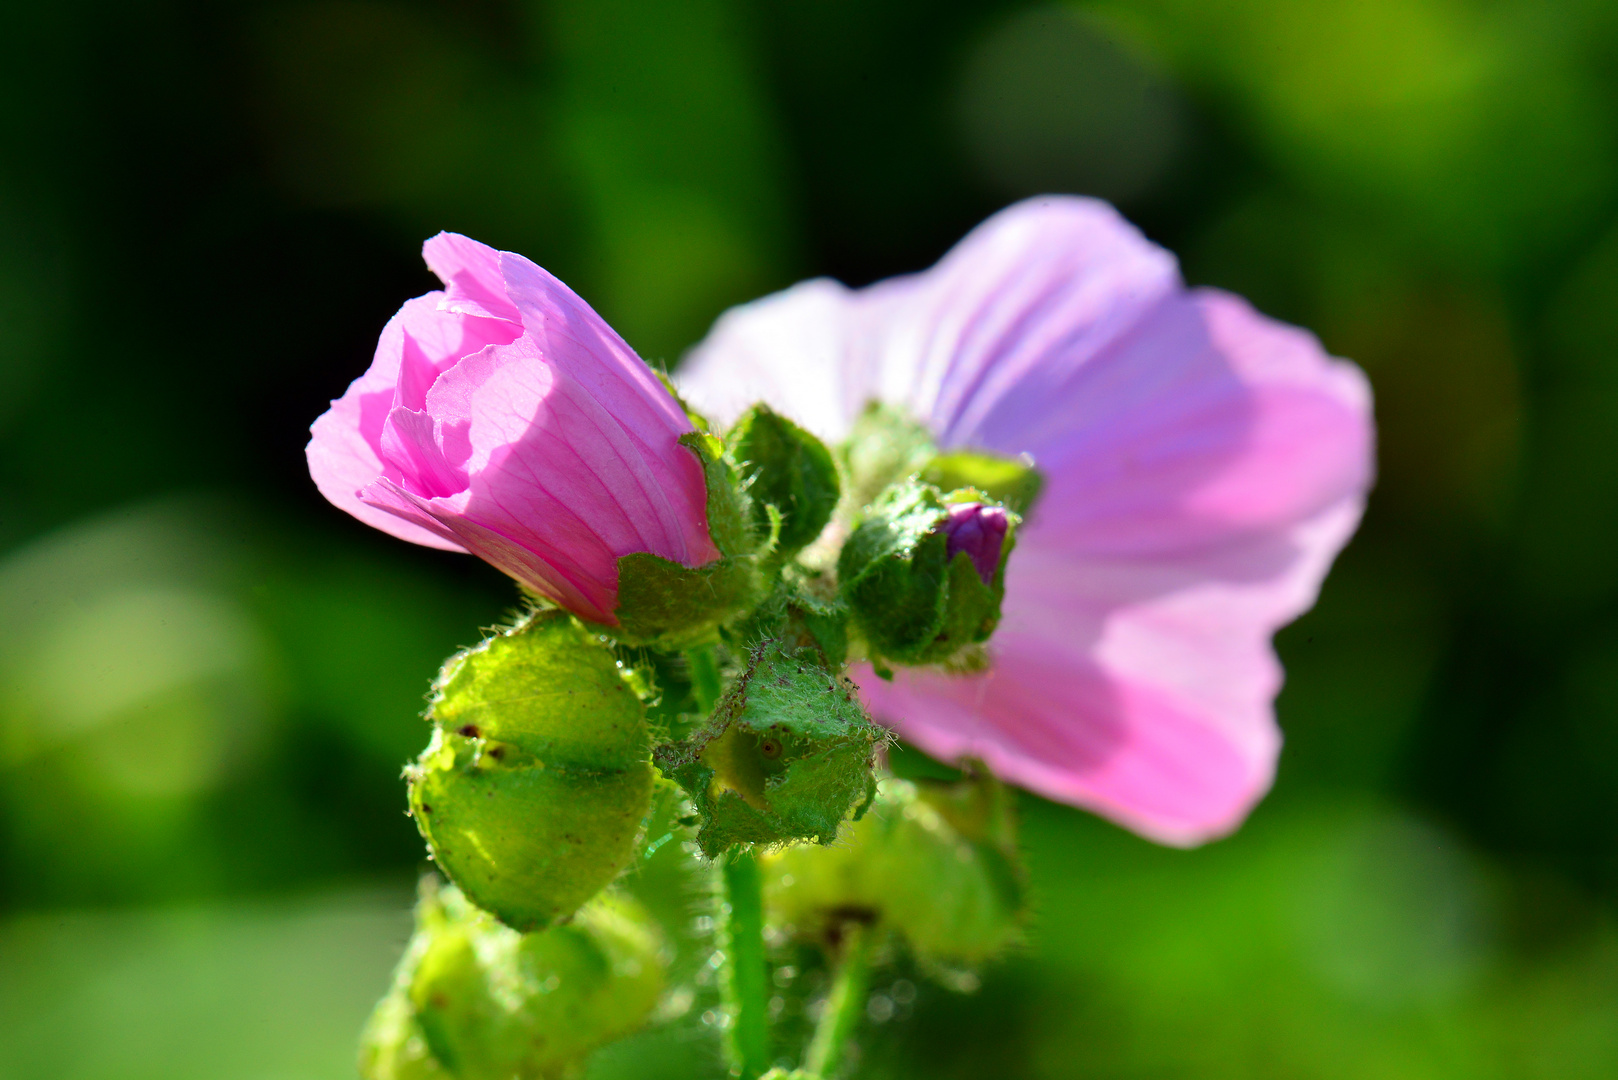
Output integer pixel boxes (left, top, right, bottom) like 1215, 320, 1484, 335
803, 922, 871, 1079
720, 848, 770, 1079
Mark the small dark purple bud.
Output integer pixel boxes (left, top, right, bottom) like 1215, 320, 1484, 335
941, 502, 1008, 584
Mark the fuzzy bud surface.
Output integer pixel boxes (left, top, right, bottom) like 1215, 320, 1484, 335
408, 611, 653, 931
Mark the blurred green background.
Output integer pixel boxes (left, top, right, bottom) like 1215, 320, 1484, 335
4, 0, 1618, 1076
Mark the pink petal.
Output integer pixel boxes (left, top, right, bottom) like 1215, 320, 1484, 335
360, 479, 614, 623
860, 498, 1363, 845
678, 195, 1375, 844
360, 334, 719, 621
498, 250, 717, 567
857, 197, 1182, 447
979, 290, 1373, 554
306, 296, 466, 551
679, 278, 868, 440
422, 232, 521, 324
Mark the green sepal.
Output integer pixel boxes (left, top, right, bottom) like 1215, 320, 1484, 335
652, 640, 882, 859
840, 402, 937, 513
359, 880, 666, 1080
729, 404, 841, 558
655, 369, 712, 434
407, 611, 654, 932
734, 574, 850, 669
609, 551, 767, 649
680, 430, 757, 558
760, 772, 1026, 968
837, 481, 1016, 667
920, 448, 1044, 516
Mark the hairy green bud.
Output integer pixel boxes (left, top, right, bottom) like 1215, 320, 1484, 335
837, 482, 1017, 669
761, 774, 1026, 967
408, 612, 654, 932
653, 641, 882, 858
730, 404, 841, 558
360, 881, 665, 1080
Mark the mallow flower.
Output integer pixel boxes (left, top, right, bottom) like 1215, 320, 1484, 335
307, 233, 719, 626
678, 197, 1374, 845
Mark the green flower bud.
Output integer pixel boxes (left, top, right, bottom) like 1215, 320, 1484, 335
653, 641, 882, 858
836, 482, 1017, 669
360, 881, 666, 1080
730, 404, 841, 558
760, 774, 1026, 967
408, 611, 654, 931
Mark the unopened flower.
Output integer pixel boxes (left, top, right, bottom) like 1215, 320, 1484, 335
307, 233, 718, 625
679, 197, 1374, 845
941, 502, 1010, 585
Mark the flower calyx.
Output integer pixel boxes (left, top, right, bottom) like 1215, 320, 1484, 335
652, 639, 883, 859
837, 481, 1019, 672
604, 430, 771, 649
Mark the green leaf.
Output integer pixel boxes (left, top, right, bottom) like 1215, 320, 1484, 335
653, 641, 882, 858
407, 612, 654, 932
840, 402, 937, 513
729, 404, 841, 557
610, 551, 767, 649
920, 448, 1044, 516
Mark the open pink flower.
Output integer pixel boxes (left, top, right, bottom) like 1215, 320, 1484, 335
678, 197, 1374, 845
307, 233, 719, 625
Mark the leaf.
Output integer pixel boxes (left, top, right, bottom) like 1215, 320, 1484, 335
920, 449, 1044, 516
730, 404, 841, 557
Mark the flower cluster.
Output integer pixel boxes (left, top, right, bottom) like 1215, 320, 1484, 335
309, 197, 1372, 1079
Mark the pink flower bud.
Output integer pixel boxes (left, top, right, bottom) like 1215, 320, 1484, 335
307, 233, 719, 625
940, 502, 1010, 585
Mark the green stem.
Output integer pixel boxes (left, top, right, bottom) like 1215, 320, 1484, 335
803, 923, 871, 1079
720, 848, 770, 1079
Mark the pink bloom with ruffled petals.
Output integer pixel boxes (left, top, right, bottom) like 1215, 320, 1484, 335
307, 233, 719, 625
678, 197, 1374, 846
